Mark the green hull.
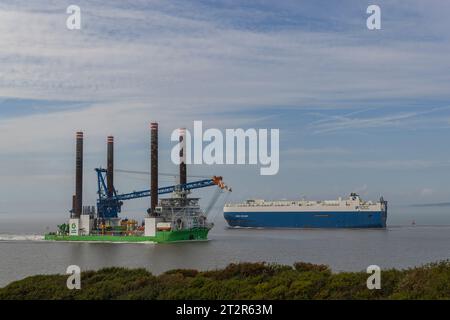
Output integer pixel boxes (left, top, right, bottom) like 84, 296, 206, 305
44, 228, 210, 243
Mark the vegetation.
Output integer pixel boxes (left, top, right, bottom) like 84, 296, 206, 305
1, 261, 449, 300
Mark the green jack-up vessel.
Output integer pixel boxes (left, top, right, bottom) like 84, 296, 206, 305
45, 125, 230, 244
44, 195, 213, 244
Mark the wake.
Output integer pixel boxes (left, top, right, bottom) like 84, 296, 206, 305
0, 234, 45, 241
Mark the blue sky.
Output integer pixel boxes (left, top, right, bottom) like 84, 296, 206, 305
1, 0, 450, 218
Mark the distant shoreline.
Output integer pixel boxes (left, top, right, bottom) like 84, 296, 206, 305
410, 202, 450, 208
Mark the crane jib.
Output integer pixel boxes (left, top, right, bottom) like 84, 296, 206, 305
116, 179, 216, 201
94, 168, 217, 219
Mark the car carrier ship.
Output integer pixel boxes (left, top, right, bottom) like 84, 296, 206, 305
45, 125, 230, 244
224, 193, 387, 229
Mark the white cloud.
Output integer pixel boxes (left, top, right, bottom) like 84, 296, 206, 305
0, 100, 274, 155
1, 1, 450, 108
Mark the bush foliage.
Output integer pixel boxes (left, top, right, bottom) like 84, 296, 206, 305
1, 261, 449, 300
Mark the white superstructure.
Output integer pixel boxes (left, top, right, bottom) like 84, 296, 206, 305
224, 193, 386, 213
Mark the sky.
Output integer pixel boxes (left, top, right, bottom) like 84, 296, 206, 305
1, 0, 450, 218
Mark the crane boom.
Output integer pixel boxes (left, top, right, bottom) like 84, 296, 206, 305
116, 179, 216, 201
95, 168, 229, 219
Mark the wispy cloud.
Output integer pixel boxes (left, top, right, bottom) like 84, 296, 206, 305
1, 1, 450, 108
308, 106, 450, 134
286, 159, 450, 170
284, 147, 350, 156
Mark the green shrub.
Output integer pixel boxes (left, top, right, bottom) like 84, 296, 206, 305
1, 261, 450, 300
294, 262, 330, 273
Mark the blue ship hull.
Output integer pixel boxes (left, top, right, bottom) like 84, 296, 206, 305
224, 210, 387, 229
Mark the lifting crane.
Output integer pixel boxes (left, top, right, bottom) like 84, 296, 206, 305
95, 168, 231, 219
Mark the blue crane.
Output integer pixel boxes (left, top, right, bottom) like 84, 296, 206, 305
95, 168, 229, 219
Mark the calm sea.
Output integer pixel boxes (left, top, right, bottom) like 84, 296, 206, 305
0, 205, 449, 287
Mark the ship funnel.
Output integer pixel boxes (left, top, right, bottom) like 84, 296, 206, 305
107, 136, 114, 197
149, 122, 158, 216
73, 131, 83, 218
